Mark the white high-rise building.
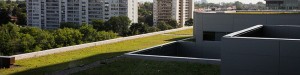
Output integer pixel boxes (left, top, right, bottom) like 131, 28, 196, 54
26, 0, 138, 29
153, 0, 194, 27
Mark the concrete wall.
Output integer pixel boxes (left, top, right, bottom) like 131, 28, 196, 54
178, 41, 201, 58
263, 25, 300, 39
9, 27, 192, 60
137, 42, 180, 56
222, 37, 300, 75
125, 41, 221, 65
222, 25, 300, 75
194, 13, 300, 58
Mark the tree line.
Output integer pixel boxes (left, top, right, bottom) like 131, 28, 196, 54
0, 16, 186, 56
0, 23, 118, 56
195, 1, 266, 10
0, 1, 27, 26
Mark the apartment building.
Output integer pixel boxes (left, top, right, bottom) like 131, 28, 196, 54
265, 0, 300, 10
153, 0, 194, 27
26, 0, 138, 29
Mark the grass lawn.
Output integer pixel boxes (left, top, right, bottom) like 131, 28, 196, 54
166, 28, 193, 35
0, 28, 197, 75
73, 58, 220, 75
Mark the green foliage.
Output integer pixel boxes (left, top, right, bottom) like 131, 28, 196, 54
91, 19, 105, 31
0, 23, 21, 55
138, 2, 153, 26
53, 28, 83, 47
95, 31, 118, 41
79, 24, 98, 43
0, 2, 27, 26
0, 8, 11, 25
147, 26, 160, 32
167, 20, 179, 28
19, 34, 36, 53
138, 2, 153, 16
129, 23, 152, 35
234, 1, 243, 10
60, 22, 81, 29
20, 27, 55, 50
0, 22, 120, 55
195, 2, 266, 10
105, 16, 131, 36
0, 29, 192, 75
16, 9, 27, 25
185, 18, 193, 26
157, 21, 173, 31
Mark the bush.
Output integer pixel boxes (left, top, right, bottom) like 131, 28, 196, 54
91, 19, 105, 31
167, 20, 179, 28
105, 16, 131, 36
95, 31, 118, 41
129, 23, 152, 35
185, 18, 193, 26
0, 22, 119, 55
53, 28, 84, 47
157, 21, 173, 31
79, 24, 98, 43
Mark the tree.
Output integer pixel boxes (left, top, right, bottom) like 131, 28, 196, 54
16, 12, 27, 25
147, 26, 160, 32
19, 34, 36, 53
0, 8, 11, 25
145, 15, 154, 26
129, 23, 151, 35
185, 18, 193, 26
95, 31, 118, 41
20, 27, 55, 50
157, 21, 173, 31
234, 1, 243, 10
60, 22, 80, 29
79, 24, 98, 43
53, 28, 83, 47
138, 2, 153, 26
105, 16, 131, 36
91, 19, 105, 31
256, 2, 264, 5
0, 23, 21, 55
167, 20, 179, 28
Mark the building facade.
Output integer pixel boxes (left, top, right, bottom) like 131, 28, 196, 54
222, 25, 300, 75
265, 0, 300, 10
153, 0, 194, 27
26, 0, 138, 29
194, 11, 300, 59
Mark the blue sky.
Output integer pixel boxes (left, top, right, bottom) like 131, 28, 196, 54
139, 0, 265, 4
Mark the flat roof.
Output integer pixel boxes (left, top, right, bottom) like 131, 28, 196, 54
196, 10, 300, 14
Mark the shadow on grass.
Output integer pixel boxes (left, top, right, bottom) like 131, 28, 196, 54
10, 36, 192, 75
10, 51, 130, 75
164, 36, 191, 41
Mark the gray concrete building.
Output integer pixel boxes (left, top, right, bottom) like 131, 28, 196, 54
194, 11, 300, 59
265, 0, 300, 10
125, 11, 300, 75
222, 25, 300, 75
193, 11, 300, 75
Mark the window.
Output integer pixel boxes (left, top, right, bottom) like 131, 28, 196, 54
203, 31, 230, 41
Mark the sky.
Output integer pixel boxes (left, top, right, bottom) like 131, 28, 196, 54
139, 0, 265, 4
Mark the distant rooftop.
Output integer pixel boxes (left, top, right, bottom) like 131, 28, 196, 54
198, 10, 300, 14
